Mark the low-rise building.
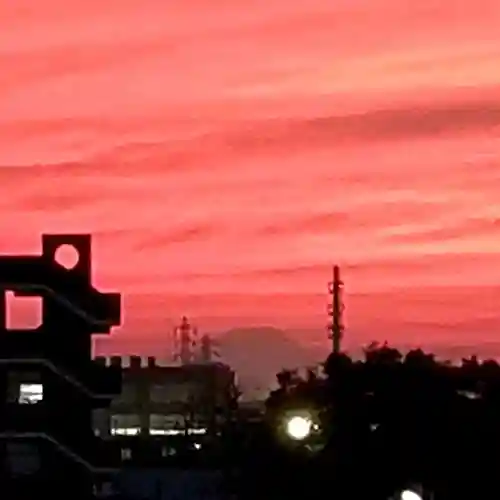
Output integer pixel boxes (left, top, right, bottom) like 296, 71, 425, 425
93, 356, 237, 440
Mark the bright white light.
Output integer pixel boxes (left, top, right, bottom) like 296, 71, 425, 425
111, 428, 140, 436
286, 416, 312, 440
188, 428, 206, 435
19, 384, 43, 404
401, 490, 422, 500
149, 428, 207, 436
150, 429, 170, 436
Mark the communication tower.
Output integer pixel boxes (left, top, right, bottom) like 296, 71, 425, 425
172, 316, 198, 365
199, 334, 220, 363
327, 265, 345, 354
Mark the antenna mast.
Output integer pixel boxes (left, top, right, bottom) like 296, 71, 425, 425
328, 265, 345, 354
199, 334, 219, 363
173, 316, 197, 365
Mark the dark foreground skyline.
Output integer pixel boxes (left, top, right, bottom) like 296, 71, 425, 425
1, 0, 500, 360
1, 233, 499, 500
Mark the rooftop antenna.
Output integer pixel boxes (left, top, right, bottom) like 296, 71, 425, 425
199, 334, 220, 363
327, 265, 345, 354
173, 316, 197, 365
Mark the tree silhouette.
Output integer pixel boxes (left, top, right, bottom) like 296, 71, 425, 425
253, 342, 500, 500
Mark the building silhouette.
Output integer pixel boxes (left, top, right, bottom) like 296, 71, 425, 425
0, 234, 122, 499
93, 356, 236, 447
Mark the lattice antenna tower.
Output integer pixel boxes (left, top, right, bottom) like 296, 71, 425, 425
173, 316, 198, 365
199, 334, 220, 363
327, 265, 345, 354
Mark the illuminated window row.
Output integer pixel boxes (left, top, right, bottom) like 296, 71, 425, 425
110, 427, 207, 436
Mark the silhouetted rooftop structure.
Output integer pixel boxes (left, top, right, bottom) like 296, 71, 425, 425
0, 234, 122, 499
92, 356, 236, 442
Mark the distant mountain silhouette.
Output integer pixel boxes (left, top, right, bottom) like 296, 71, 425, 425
215, 326, 324, 400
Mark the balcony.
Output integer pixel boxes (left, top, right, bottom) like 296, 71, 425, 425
0, 355, 121, 403
0, 403, 119, 470
0, 255, 120, 330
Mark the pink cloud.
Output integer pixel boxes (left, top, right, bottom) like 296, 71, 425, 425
1, 0, 500, 365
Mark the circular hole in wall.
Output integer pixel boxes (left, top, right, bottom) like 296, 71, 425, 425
54, 244, 79, 270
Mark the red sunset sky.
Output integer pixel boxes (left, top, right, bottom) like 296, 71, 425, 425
1, 1, 500, 371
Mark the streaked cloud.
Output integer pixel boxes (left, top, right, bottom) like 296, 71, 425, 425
1, 0, 499, 363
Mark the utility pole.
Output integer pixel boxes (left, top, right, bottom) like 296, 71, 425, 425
328, 265, 345, 354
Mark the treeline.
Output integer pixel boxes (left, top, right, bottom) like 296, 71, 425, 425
232, 343, 500, 500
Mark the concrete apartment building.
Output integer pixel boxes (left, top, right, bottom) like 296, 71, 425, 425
0, 234, 122, 499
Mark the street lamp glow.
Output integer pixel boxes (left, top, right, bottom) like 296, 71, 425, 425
400, 490, 422, 500
285, 416, 312, 440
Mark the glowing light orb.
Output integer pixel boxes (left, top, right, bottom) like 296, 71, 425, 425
285, 416, 312, 440
401, 490, 422, 500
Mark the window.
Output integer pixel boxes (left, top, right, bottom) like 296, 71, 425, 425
18, 383, 43, 404
7, 372, 41, 403
112, 427, 140, 436
110, 414, 141, 436
150, 413, 183, 429
149, 413, 183, 435
120, 448, 132, 461
149, 413, 207, 436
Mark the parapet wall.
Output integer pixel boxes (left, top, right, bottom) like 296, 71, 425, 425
94, 355, 158, 369
93, 356, 232, 373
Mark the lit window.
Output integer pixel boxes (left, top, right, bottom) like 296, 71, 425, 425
18, 383, 43, 404
120, 448, 132, 460
111, 428, 140, 436
110, 414, 141, 436
149, 413, 207, 435
149, 427, 206, 436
